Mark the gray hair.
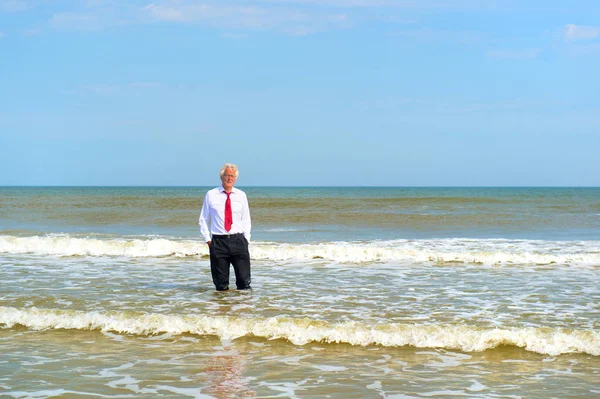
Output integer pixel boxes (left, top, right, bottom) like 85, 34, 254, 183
219, 163, 239, 178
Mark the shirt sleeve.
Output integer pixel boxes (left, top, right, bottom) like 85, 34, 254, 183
241, 192, 252, 242
198, 192, 211, 242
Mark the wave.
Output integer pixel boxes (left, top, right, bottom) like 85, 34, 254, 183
1, 234, 599, 265
262, 228, 302, 232
1, 306, 597, 356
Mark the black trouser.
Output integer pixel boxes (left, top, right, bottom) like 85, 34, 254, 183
209, 233, 251, 291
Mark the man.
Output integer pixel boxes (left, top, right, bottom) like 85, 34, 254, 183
199, 163, 252, 291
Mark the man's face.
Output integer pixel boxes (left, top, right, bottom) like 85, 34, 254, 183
221, 168, 237, 191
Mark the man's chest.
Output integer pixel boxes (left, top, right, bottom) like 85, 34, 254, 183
211, 194, 244, 214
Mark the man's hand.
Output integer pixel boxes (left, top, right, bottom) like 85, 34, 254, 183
207, 241, 211, 246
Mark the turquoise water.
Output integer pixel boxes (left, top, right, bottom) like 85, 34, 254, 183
1, 187, 599, 398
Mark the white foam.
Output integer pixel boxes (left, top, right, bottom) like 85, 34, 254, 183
312, 364, 347, 372
2, 389, 118, 398
1, 235, 599, 266
1, 306, 598, 357
467, 381, 487, 392
0, 235, 199, 258
141, 385, 214, 398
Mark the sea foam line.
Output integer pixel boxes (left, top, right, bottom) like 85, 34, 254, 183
0, 234, 599, 265
1, 306, 598, 356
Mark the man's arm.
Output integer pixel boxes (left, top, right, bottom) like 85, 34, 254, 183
198, 193, 212, 243
241, 192, 252, 241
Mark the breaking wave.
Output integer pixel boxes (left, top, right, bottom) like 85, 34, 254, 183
1, 306, 598, 356
1, 234, 599, 266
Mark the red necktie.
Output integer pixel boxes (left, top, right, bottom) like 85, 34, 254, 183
224, 192, 232, 232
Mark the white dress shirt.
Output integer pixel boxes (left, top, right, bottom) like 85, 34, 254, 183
199, 186, 251, 242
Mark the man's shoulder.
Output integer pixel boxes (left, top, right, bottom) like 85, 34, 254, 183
232, 187, 247, 196
205, 187, 222, 196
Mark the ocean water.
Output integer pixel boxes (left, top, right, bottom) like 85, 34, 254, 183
1, 186, 599, 398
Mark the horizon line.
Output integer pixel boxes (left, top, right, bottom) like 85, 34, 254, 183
1, 185, 599, 189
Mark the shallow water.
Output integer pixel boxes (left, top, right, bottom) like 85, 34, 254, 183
2, 328, 598, 398
1, 187, 599, 398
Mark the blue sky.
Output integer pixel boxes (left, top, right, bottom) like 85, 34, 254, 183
1, 0, 599, 186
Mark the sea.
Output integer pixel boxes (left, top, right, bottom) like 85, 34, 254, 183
0, 186, 599, 399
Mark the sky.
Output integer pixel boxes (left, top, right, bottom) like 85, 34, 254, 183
0, 0, 599, 187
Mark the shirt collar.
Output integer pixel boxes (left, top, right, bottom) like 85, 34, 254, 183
219, 186, 237, 194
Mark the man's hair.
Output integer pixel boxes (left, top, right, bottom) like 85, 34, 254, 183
219, 163, 239, 178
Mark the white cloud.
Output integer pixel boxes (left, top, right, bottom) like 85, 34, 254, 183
251, 0, 498, 9
143, 3, 187, 21
141, 1, 351, 34
0, 0, 31, 12
22, 28, 43, 36
22, 0, 553, 37
564, 24, 600, 41
252, 0, 389, 6
48, 3, 144, 31
50, 12, 104, 30
128, 82, 163, 88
